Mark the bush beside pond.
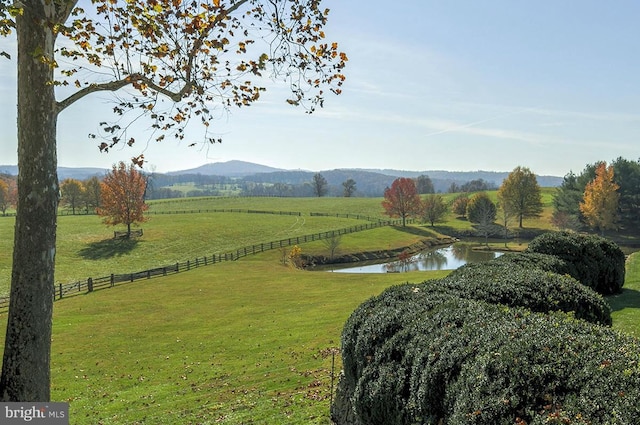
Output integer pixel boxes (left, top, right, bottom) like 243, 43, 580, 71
333, 233, 635, 425
525, 231, 626, 295
334, 285, 639, 425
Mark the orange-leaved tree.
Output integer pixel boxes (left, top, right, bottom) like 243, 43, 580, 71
1, 0, 346, 401
382, 177, 422, 227
580, 162, 620, 234
98, 162, 149, 238
0, 178, 9, 215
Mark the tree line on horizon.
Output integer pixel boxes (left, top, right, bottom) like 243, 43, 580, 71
380, 156, 640, 237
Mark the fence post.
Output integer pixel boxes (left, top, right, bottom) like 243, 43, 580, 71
59, 283, 62, 299
87, 278, 93, 293
147, 270, 151, 279
163, 267, 167, 276
130, 273, 134, 282
176, 262, 179, 272
110, 274, 115, 287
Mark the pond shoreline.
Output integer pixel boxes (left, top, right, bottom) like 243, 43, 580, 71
301, 236, 458, 268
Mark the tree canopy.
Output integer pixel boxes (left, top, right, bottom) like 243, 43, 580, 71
98, 162, 149, 237
381, 178, 422, 227
580, 162, 619, 234
422, 194, 447, 227
497, 166, 543, 228
312, 173, 328, 197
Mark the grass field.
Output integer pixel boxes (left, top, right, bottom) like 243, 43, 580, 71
0, 195, 639, 424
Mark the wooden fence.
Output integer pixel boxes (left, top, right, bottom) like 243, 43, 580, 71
0, 218, 411, 313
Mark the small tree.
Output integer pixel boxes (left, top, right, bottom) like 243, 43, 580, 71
313, 173, 328, 197
552, 171, 584, 230
59, 178, 85, 215
98, 162, 149, 238
498, 166, 543, 228
382, 178, 422, 227
467, 192, 496, 245
342, 179, 357, 197
415, 175, 435, 194
422, 194, 448, 227
289, 245, 304, 268
0, 179, 9, 216
451, 195, 470, 218
580, 162, 620, 234
497, 201, 514, 247
322, 233, 343, 260
83, 176, 102, 213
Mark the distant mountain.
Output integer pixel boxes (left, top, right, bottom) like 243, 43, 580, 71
57, 167, 108, 180
1, 161, 564, 194
0, 165, 107, 180
0, 165, 17, 175
166, 160, 285, 177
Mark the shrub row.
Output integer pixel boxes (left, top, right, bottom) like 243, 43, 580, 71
442, 260, 612, 326
334, 285, 640, 425
333, 232, 632, 425
525, 231, 626, 295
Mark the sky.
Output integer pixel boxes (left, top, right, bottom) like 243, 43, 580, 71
1, 0, 639, 176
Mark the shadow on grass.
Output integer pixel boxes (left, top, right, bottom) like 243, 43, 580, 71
78, 238, 139, 260
607, 288, 640, 312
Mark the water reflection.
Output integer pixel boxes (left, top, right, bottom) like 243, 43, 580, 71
328, 244, 501, 273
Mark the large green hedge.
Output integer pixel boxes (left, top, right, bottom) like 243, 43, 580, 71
333, 284, 640, 425
525, 231, 626, 295
441, 261, 611, 325
333, 234, 635, 425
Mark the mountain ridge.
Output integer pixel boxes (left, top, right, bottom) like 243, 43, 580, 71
1, 160, 564, 190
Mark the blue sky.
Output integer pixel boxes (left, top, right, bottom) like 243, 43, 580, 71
1, 0, 639, 176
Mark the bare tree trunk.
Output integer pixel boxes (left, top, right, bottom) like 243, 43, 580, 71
1, 1, 58, 401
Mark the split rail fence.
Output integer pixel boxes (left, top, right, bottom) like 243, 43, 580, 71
0, 216, 411, 313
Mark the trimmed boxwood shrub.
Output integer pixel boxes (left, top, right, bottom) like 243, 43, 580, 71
493, 251, 571, 274
334, 286, 640, 425
525, 231, 626, 295
445, 312, 640, 424
440, 261, 612, 326
334, 234, 632, 425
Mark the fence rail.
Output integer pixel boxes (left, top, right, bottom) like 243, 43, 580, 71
0, 218, 412, 313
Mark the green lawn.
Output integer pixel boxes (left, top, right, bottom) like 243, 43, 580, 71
30, 253, 448, 424
0, 195, 638, 423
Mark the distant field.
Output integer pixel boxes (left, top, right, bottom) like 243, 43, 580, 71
0, 196, 442, 296
0, 194, 639, 423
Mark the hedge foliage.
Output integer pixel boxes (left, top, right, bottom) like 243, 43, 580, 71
333, 233, 635, 425
525, 231, 625, 295
442, 261, 611, 326
334, 284, 639, 425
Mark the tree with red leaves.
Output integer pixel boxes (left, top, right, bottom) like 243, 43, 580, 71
382, 178, 422, 227
98, 162, 149, 238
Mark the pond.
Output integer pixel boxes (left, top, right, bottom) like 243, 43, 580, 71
323, 244, 502, 273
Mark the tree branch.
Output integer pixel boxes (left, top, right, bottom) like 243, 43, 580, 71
56, 73, 189, 113
56, 0, 252, 113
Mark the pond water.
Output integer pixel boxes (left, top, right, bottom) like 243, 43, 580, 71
324, 244, 502, 273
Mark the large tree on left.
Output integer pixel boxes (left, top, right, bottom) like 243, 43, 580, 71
0, 0, 347, 401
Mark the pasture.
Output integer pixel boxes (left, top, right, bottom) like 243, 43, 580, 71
0, 194, 638, 423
